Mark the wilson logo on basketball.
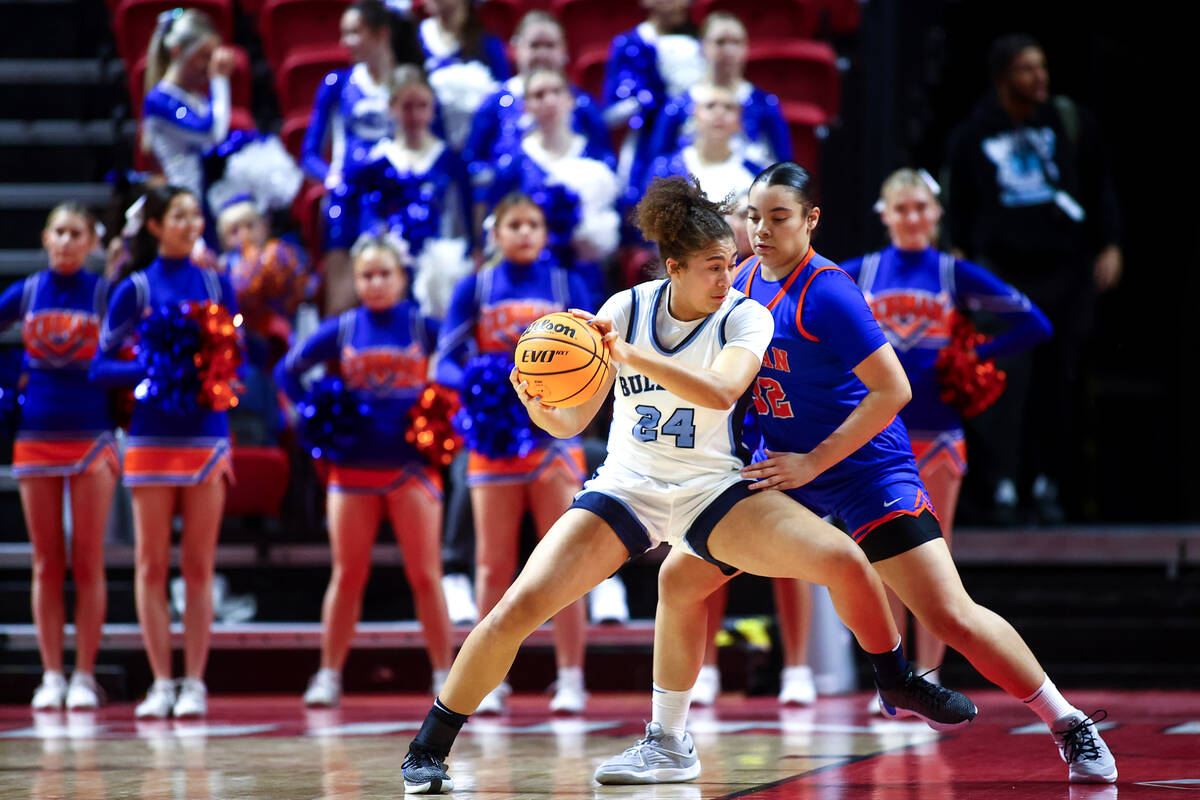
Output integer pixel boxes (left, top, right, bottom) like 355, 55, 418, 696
524, 319, 578, 338
520, 349, 568, 363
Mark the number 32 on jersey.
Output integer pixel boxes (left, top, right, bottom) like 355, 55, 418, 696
752, 377, 793, 418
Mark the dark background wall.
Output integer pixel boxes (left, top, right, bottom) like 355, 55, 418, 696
817, 0, 1197, 522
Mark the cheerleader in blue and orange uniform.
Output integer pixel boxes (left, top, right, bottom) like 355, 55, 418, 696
0, 203, 116, 711
91, 186, 241, 720
276, 233, 454, 708
842, 168, 1051, 679
436, 193, 593, 714
302, 0, 415, 315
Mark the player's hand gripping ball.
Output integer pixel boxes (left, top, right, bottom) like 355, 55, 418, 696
514, 312, 612, 408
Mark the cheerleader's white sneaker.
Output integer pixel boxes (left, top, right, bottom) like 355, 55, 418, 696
172, 678, 207, 718
66, 672, 103, 710
135, 679, 177, 719
32, 672, 68, 711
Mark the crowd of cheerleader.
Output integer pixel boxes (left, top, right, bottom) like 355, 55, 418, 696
6, 0, 1075, 719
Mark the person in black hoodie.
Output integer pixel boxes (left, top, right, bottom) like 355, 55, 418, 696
941, 33, 1122, 525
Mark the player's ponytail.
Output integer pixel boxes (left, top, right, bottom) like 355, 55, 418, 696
634, 175, 732, 266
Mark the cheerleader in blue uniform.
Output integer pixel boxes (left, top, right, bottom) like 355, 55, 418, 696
276, 234, 455, 708
624, 162, 1113, 784
643, 13, 791, 178
842, 168, 1050, 679
1, 204, 116, 711
354, 66, 473, 318
462, 11, 610, 211
602, 0, 704, 192
418, 0, 511, 153
303, 0, 407, 316
141, 9, 236, 198
483, 68, 620, 309
92, 186, 241, 720
643, 85, 764, 203
435, 193, 593, 714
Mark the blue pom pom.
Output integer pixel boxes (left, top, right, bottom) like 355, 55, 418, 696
452, 352, 548, 459
134, 305, 203, 416
297, 377, 371, 460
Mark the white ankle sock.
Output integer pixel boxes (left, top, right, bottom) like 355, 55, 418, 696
557, 666, 584, 691
697, 665, 720, 686
1022, 675, 1077, 726
318, 667, 340, 683
652, 682, 691, 738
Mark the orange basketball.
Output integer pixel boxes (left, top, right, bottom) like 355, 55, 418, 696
514, 312, 612, 408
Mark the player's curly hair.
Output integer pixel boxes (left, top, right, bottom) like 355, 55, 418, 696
634, 175, 733, 265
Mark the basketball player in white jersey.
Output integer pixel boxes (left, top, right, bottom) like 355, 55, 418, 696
400, 176, 975, 795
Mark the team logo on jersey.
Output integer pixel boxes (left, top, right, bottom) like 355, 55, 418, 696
477, 300, 560, 351
618, 374, 663, 396
23, 310, 100, 367
868, 290, 956, 352
341, 345, 427, 395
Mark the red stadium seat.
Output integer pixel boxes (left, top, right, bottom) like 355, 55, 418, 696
280, 110, 312, 161
550, 0, 642, 64
745, 41, 839, 120
818, 0, 860, 35
290, 179, 327, 258
112, 0, 235, 65
127, 46, 252, 117
478, 0, 524, 42
224, 446, 291, 517
275, 44, 351, 117
691, 0, 817, 42
258, 0, 351, 69
568, 46, 608, 102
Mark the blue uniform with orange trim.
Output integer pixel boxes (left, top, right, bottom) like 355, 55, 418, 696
276, 302, 442, 497
92, 257, 239, 486
436, 256, 592, 487
0, 269, 118, 478
842, 246, 1051, 477
732, 249, 936, 559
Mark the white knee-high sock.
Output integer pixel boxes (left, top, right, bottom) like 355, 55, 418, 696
1022, 674, 1077, 727
651, 683, 691, 738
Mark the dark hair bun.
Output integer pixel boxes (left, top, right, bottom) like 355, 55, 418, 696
634, 175, 732, 264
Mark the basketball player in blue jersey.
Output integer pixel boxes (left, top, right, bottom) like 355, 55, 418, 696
277, 234, 454, 708
842, 168, 1051, 683
1, 204, 116, 711
599, 163, 1115, 785
400, 176, 974, 794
